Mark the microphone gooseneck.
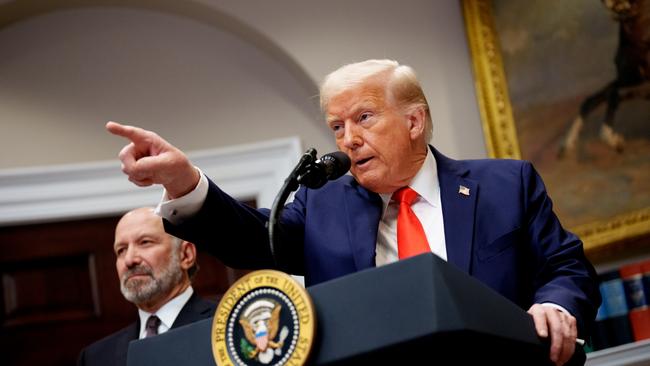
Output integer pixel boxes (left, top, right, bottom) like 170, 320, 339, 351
267, 149, 350, 268
268, 148, 316, 267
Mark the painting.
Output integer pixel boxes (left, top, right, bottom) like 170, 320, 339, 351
462, 0, 650, 253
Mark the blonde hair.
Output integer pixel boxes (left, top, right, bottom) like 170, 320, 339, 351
320, 59, 433, 142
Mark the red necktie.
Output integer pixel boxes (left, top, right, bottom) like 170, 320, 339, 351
393, 187, 430, 259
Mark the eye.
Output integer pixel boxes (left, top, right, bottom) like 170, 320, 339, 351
329, 122, 345, 137
359, 112, 372, 122
115, 247, 126, 256
329, 120, 342, 130
140, 239, 154, 246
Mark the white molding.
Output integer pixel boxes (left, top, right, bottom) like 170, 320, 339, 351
0, 137, 303, 226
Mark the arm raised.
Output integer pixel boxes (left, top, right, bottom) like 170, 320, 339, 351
106, 121, 200, 198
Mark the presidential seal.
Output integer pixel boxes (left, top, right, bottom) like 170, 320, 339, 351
212, 270, 316, 366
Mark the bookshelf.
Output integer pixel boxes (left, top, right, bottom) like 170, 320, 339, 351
586, 235, 650, 365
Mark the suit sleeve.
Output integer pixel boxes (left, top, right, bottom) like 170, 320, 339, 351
521, 161, 601, 336
163, 177, 308, 274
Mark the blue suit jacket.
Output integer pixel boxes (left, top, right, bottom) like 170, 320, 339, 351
165, 148, 600, 336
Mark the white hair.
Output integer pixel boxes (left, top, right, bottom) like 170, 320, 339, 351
319, 59, 433, 142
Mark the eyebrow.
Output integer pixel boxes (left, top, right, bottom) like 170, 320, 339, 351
327, 99, 379, 124
326, 115, 342, 124
113, 233, 159, 248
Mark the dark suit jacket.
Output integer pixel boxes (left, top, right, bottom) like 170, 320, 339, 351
77, 292, 215, 366
165, 147, 600, 337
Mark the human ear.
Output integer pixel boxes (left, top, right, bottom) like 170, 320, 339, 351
406, 106, 426, 140
179, 241, 197, 271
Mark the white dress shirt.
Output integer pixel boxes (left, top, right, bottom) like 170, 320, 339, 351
156, 169, 208, 225
137, 286, 194, 339
376, 149, 447, 266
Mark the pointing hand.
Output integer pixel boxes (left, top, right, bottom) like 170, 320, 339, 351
106, 121, 200, 198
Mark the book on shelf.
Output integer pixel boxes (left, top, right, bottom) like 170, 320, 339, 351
590, 269, 634, 351
620, 259, 650, 342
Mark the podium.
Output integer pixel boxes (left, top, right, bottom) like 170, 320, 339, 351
127, 253, 551, 365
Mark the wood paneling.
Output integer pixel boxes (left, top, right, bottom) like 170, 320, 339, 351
2, 254, 99, 326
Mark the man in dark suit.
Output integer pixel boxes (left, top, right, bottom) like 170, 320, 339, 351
77, 207, 215, 366
106, 59, 600, 366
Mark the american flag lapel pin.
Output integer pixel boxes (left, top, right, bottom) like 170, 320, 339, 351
458, 185, 470, 196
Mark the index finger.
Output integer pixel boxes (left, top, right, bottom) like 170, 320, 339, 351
106, 121, 150, 145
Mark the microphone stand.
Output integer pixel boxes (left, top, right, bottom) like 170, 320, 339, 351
268, 148, 317, 268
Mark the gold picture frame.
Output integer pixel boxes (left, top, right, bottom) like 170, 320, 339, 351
461, 0, 650, 254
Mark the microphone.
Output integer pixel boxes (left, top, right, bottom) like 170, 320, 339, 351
297, 151, 351, 189
267, 149, 350, 269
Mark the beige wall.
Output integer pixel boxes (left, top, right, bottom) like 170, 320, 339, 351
0, 0, 485, 170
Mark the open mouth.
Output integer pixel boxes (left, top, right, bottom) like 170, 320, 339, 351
356, 157, 373, 167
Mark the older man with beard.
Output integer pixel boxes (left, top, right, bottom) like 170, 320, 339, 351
77, 207, 216, 366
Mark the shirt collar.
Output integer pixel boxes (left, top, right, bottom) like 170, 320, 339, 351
138, 286, 194, 335
379, 148, 440, 213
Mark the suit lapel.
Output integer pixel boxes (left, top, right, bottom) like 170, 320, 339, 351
171, 292, 215, 329
343, 181, 382, 270
106, 295, 214, 366
116, 322, 139, 366
433, 148, 477, 273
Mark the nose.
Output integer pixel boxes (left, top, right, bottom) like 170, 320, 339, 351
342, 123, 362, 150
123, 245, 141, 268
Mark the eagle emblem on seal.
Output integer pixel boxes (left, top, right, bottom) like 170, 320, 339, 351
238, 299, 289, 364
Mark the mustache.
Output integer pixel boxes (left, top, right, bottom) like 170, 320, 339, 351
121, 265, 154, 282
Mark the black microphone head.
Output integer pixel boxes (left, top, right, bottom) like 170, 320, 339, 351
297, 151, 350, 189
319, 151, 351, 180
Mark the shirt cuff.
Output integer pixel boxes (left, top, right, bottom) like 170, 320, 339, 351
155, 168, 208, 225
541, 302, 570, 315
